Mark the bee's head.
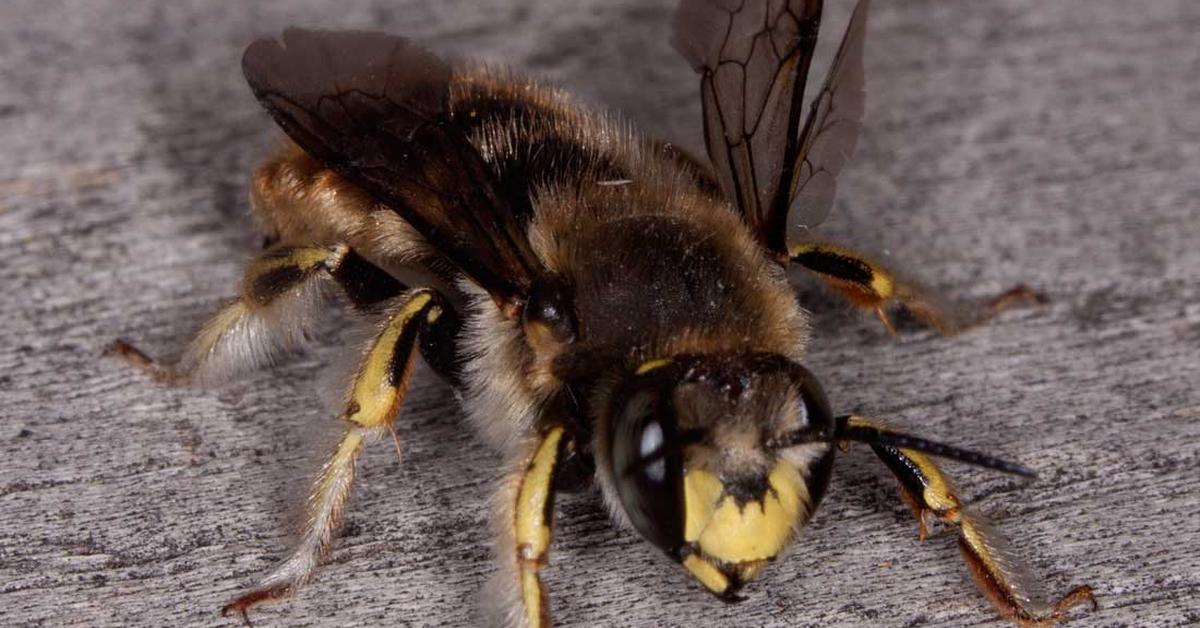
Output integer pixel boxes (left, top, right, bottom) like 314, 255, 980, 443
601, 353, 837, 600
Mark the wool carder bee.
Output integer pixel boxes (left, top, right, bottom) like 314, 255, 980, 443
113, 0, 1097, 625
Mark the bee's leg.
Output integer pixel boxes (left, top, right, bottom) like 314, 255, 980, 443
488, 426, 573, 628
845, 415, 1096, 626
221, 288, 448, 621
788, 242, 1040, 335
110, 244, 404, 385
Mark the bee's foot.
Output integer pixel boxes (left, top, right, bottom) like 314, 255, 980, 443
221, 587, 288, 626
106, 338, 178, 383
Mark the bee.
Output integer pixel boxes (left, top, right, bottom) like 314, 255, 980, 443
112, 0, 1097, 625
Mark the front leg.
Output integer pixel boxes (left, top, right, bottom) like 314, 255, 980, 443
845, 416, 1095, 626
490, 426, 573, 628
788, 242, 1039, 335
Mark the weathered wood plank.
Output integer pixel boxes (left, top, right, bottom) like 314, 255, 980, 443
2, 1, 1198, 626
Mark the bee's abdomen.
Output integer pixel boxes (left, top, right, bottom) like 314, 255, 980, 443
248, 143, 441, 280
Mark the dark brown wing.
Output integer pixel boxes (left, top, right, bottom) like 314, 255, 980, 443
242, 29, 542, 309
787, 0, 868, 236
673, 0, 868, 256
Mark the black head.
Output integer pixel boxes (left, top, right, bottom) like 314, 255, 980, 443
603, 353, 836, 597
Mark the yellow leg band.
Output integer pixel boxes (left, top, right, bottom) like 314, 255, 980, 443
341, 290, 438, 429
513, 426, 567, 628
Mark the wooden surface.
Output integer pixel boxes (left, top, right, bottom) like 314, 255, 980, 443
2, 1, 1198, 626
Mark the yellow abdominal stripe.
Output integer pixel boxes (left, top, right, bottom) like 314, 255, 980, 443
681, 461, 809, 593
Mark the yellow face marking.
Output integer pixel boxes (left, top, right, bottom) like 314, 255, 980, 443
683, 469, 723, 543
515, 426, 564, 561
635, 357, 673, 375
683, 462, 809, 567
682, 554, 729, 595
342, 291, 434, 429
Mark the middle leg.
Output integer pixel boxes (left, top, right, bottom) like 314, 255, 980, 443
220, 287, 452, 620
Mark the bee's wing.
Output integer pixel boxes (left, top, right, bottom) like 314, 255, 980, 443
673, 0, 868, 255
242, 29, 541, 308
788, 0, 868, 235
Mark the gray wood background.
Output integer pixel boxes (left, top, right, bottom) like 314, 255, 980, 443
2, 1, 1198, 626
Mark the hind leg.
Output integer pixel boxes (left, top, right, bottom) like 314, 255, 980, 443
111, 244, 404, 385
114, 142, 441, 385
788, 242, 1041, 335
249, 142, 433, 267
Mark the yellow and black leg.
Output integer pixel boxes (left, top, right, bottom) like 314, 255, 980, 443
788, 242, 1039, 335
491, 426, 574, 628
844, 416, 1095, 626
221, 288, 449, 621
111, 243, 405, 384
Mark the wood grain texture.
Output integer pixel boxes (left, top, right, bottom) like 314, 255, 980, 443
2, 1, 1198, 626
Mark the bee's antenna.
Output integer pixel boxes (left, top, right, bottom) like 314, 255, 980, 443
772, 415, 1037, 478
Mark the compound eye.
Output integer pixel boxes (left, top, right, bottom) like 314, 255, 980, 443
792, 364, 833, 435
609, 388, 686, 555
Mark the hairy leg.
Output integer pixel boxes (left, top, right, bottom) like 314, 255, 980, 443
221, 288, 451, 621
789, 242, 1040, 335
485, 426, 573, 628
111, 244, 404, 385
846, 415, 1095, 626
